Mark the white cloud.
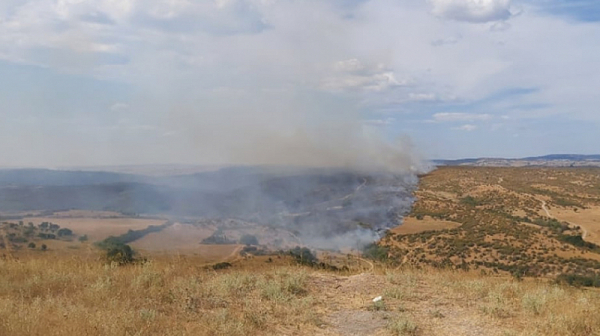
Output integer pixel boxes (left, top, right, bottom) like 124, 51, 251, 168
433, 113, 492, 122
322, 59, 408, 92
408, 93, 438, 102
0, 0, 600, 164
362, 118, 395, 127
453, 124, 478, 131
429, 0, 512, 23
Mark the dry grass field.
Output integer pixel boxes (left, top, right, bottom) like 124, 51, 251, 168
383, 167, 600, 278
22, 215, 167, 242
1, 252, 599, 336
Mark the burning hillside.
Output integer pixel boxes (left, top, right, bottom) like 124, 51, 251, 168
0, 166, 419, 250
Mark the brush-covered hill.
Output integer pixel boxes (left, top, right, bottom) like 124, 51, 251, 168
382, 166, 600, 279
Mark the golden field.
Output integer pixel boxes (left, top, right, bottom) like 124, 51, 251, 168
0, 251, 599, 336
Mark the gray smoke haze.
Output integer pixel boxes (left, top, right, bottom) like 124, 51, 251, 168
138, 86, 427, 175
0, 0, 434, 251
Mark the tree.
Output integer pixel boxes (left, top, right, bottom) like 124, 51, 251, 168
57, 228, 73, 237
106, 244, 135, 265
240, 234, 259, 246
28, 242, 36, 249
41, 244, 47, 251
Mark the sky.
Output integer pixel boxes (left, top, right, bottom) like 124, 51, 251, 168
1, 0, 599, 167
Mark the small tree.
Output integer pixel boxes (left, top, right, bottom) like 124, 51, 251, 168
57, 228, 73, 237
28, 242, 36, 249
106, 244, 135, 265
41, 244, 47, 251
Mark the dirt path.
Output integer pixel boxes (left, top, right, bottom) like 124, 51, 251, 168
540, 199, 589, 240
224, 244, 244, 263
541, 200, 552, 218
312, 272, 510, 336
354, 255, 374, 273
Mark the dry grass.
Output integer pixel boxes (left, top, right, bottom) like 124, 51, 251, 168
0, 253, 319, 336
390, 216, 461, 235
381, 267, 600, 336
1, 252, 599, 335
21, 216, 167, 242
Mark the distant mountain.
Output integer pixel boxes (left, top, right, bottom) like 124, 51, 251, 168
522, 154, 600, 161
0, 169, 144, 187
435, 154, 600, 167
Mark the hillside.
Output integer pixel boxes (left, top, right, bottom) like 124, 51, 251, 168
383, 166, 600, 279
2, 166, 600, 335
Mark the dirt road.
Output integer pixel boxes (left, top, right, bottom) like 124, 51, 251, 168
540, 199, 589, 240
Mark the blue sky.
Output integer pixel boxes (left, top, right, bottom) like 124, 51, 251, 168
0, 0, 599, 168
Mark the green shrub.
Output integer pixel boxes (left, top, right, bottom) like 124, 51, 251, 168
105, 243, 135, 265
57, 228, 73, 237
555, 273, 600, 287
212, 262, 233, 270
460, 196, 481, 207
363, 243, 389, 262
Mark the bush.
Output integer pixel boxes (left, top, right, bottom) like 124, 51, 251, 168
78, 234, 88, 242
95, 222, 171, 248
558, 234, 600, 251
57, 228, 73, 237
363, 243, 389, 262
96, 237, 136, 265
41, 244, 47, 251
460, 196, 481, 207
105, 243, 135, 265
555, 273, 600, 287
212, 262, 232, 270
28, 242, 36, 249
201, 232, 236, 245
288, 247, 318, 266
